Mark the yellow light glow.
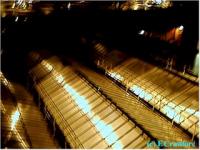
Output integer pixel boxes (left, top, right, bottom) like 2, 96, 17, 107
1, 100, 6, 114
22, 2, 27, 9
54, 73, 123, 148
2, 12, 6, 18
15, 130, 28, 148
3, 78, 9, 86
11, 3, 15, 9
41, 60, 53, 71
132, 5, 139, 10
0, 72, 15, 93
178, 25, 184, 31
11, 110, 20, 130
56, 74, 64, 84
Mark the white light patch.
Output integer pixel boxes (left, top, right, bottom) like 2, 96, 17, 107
144, 93, 153, 101
46, 64, 53, 71
155, 0, 162, 4
0, 72, 15, 93
185, 108, 199, 118
163, 105, 175, 119
178, 25, 184, 31
41, 60, 53, 71
108, 72, 124, 81
185, 108, 195, 114
12, 3, 15, 9
11, 110, 20, 130
158, 98, 199, 124
67, 2, 71, 10
194, 111, 199, 118
130, 85, 152, 102
15, 16, 19, 22
22, 2, 27, 9
61, 81, 123, 148
56, 74, 64, 84
139, 30, 145, 35
17, 0, 23, 5
162, 104, 184, 123
123, 78, 197, 127
28, 0, 33, 4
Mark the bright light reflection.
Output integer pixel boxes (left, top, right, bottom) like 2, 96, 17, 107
43, 59, 198, 144
186, 108, 199, 118
0, 72, 15, 93
130, 84, 198, 124
41, 60, 53, 71
28, 0, 33, 4
120, 81, 198, 125
55, 74, 123, 148
1, 71, 27, 147
11, 110, 20, 130
15, 129, 28, 148
107, 72, 124, 81
130, 85, 152, 101
11, 3, 15, 9
67, 2, 71, 9
155, 0, 162, 4
8, 124, 28, 148
163, 105, 180, 121
108, 69, 199, 130
56, 74, 64, 84
139, 30, 145, 35
17, 0, 23, 5
15, 16, 19, 22
22, 2, 27, 9
194, 111, 199, 118
155, 98, 199, 124
178, 25, 184, 31
1, 100, 6, 113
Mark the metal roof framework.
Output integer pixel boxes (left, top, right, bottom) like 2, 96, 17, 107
30, 56, 152, 149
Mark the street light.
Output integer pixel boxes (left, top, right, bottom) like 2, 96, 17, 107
67, 2, 71, 10
139, 30, 145, 35
15, 16, 19, 22
178, 25, 184, 31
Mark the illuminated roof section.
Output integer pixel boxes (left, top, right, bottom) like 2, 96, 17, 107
73, 63, 194, 145
120, 0, 172, 11
100, 56, 199, 139
30, 57, 151, 148
1, 71, 59, 148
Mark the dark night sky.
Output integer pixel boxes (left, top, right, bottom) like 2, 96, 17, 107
1, 1, 199, 83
